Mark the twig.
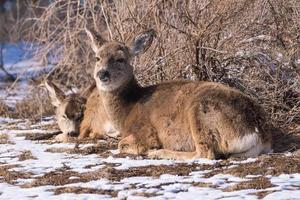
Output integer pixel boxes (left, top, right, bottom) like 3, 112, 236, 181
100, 2, 113, 40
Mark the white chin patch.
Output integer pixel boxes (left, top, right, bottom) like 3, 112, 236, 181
97, 82, 118, 92
96, 79, 121, 92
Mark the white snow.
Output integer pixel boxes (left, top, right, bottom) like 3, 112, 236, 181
0, 43, 53, 106
103, 156, 177, 170
1, 117, 300, 199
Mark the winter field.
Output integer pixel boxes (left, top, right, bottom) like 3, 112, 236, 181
0, 43, 300, 200
1, 116, 300, 200
1, 0, 300, 198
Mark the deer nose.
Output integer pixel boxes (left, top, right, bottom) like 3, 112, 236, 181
68, 131, 78, 137
97, 70, 110, 82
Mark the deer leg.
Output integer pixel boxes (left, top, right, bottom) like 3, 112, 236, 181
54, 133, 70, 143
78, 123, 91, 139
187, 106, 216, 159
78, 119, 91, 139
118, 123, 160, 155
148, 149, 198, 160
118, 134, 146, 155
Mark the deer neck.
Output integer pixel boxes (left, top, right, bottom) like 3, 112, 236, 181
100, 78, 142, 131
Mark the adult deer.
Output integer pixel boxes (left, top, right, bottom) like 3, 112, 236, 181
85, 28, 272, 160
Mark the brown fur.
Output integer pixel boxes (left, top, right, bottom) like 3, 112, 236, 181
45, 80, 106, 141
119, 81, 272, 158
78, 88, 113, 139
85, 29, 272, 160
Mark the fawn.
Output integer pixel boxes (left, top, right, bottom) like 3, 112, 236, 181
45, 80, 92, 142
45, 80, 117, 142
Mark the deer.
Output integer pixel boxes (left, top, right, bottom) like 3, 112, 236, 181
84, 28, 272, 160
45, 80, 118, 142
45, 80, 93, 142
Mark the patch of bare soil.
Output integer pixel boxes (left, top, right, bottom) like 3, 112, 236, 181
22, 166, 81, 187
205, 154, 300, 178
23, 131, 61, 141
0, 164, 33, 184
54, 181, 184, 197
52, 187, 118, 197
224, 177, 274, 192
18, 150, 37, 161
45, 146, 113, 157
45, 140, 118, 157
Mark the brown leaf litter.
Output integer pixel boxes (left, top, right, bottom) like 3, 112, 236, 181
0, 164, 33, 184
18, 150, 37, 161
0, 133, 14, 144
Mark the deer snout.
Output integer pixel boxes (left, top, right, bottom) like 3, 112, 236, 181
68, 131, 79, 137
97, 70, 110, 82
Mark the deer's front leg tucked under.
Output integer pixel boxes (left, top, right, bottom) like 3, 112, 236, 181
118, 122, 161, 155
118, 134, 147, 155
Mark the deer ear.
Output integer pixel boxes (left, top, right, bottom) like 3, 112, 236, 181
45, 80, 66, 107
130, 29, 155, 56
85, 27, 107, 53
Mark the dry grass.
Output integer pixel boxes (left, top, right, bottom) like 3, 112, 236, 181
0, 100, 13, 118
22, 163, 212, 188
224, 177, 274, 191
52, 187, 118, 197
18, 150, 37, 161
0, 0, 50, 42
45, 139, 118, 156
0, 86, 54, 120
0, 133, 14, 144
204, 154, 300, 178
0, 0, 299, 131
25, 0, 299, 130
0, 164, 33, 184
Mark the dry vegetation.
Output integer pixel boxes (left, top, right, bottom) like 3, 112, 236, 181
0, 133, 14, 144
0, 86, 54, 120
0, 0, 49, 42
1, 0, 299, 132
14, 87, 54, 120
18, 150, 37, 161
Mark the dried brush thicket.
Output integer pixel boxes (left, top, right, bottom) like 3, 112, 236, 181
0, 0, 49, 80
19, 0, 300, 130
0, 86, 54, 120
0, 0, 50, 42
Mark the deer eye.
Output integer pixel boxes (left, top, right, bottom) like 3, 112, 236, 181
116, 58, 126, 63
62, 115, 68, 119
96, 57, 101, 61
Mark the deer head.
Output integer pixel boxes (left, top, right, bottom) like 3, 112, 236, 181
45, 80, 94, 136
85, 27, 155, 92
